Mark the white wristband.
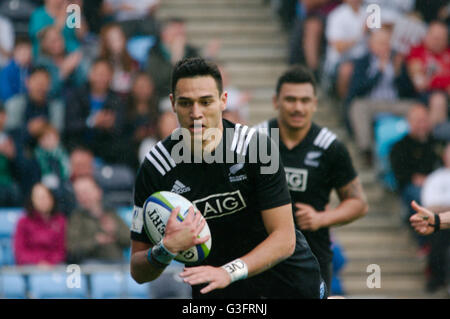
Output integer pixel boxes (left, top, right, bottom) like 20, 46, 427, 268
221, 259, 248, 283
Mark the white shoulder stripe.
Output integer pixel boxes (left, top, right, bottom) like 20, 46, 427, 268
236, 125, 249, 154
323, 133, 337, 149
314, 128, 329, 147
230, 123, 242, 152
319, 132, 333, 148
145, 153, 166, 176
151, 147, 170, 171
242, 128, 256, 156
157, 141, 176, 168
314, 127, 337, 150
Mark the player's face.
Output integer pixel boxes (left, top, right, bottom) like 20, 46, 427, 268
171, 76, 227, 148
274, 82, 317, 131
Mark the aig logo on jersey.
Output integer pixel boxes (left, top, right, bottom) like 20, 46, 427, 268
285, 167, 308, 192
193, 190, 247, 220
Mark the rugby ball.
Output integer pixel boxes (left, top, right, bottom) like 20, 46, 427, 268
143, 191, 212, 265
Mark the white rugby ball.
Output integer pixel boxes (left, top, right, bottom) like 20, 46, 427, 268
143, 191, 212, 265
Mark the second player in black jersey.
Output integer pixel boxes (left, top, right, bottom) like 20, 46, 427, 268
129, 58, 325, 298
255, 66, 368, 289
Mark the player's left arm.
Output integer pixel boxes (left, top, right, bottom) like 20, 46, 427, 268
324, 176, 368, 227
295, 177, 368, 231
179, 203, 295, 294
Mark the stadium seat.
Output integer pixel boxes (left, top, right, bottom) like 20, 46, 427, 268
28, 272, 89, 299
374, 114, 409, 191
125, 272, 151, 299
0, 273, 27, 298
0, 208, 23, 238
90, 272, 125, 299
117, 207, 133, 227
0, 239, 15, 265
127, 35, 156, 68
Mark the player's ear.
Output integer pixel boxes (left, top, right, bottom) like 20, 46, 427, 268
312, 96, 318, 113
169, 93, 176, 112
273, 94, 279, 110
220, 91, 227, 112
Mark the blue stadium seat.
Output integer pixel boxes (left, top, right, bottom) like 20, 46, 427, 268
127, 35, 156, 68
90, 272, 125, 299
374, 114, 409, 191
117, 207, 133, 227
0, 273, 27, 298
0, 208, 23, 238
125, 272, 151, 299
118, 207, 133, 262
29, 272, 89, 299
0, 239, 15, 265
123, 247, 131, 262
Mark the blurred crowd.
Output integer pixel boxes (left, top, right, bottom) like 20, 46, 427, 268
0, 0, 252, 270
273, 0, 450, 294
0, 0, 449, 295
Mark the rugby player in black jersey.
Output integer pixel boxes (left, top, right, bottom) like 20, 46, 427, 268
255, 66, 368, 289
129, 57, 326, 298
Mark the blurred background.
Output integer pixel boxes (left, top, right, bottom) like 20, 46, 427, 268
0, 0, 449, 299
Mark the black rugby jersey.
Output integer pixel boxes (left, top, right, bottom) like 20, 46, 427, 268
254, 118, 357, 265
131, 119, 324, 299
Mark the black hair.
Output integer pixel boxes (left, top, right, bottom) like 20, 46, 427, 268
171, 57, 223, 96
276, 65, 317, 96
29, 65, 50, 77
90, 57, 114, 72
14, 35, 31, 48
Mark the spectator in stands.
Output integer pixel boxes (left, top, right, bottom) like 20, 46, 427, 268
57, 146, 101, 216
82, 0, 106, 35
64, 58, 127, 164
418, 142, 450, 293
124, 72, 159, 170
347, 28, 414, 165
0, 103, 23, 207
14, 183, 66, 266
324, 0, 368, 99
67, 176, 129, 264
146, 18, 201, 99
0, 14, 14, 69
35, 26, 85, 98
0, 37, 32, 103
390, 105, 441, 233
29, 0, 87, 57
4, 66, 65, 150
102, 0, 160, 38
34, 124, 70, 195
271, 0, 298, 31
406, 21, 450, 126
289, 0, 340, 77
98, 23, 138, 96
432, 92, 450, 142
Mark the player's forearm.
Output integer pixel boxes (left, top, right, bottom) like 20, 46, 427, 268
241, 228, 295, 278
130, 249, 166, 283
321, 198, 368, 228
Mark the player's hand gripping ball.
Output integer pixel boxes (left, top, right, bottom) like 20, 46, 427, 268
143, 191, 212, 265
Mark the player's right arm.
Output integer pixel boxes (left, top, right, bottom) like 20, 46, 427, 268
130, 205, 209, 284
